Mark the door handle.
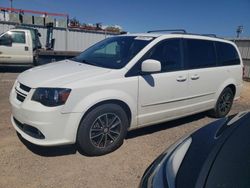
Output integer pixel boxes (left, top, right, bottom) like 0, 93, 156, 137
176, 76, 187, 82
0, 51, 2, 54
191, 74, 200, 80
24, 46, 29, 51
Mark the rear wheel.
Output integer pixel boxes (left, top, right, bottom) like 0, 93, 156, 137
77, 103, 129, 156
209, 87, 234, 118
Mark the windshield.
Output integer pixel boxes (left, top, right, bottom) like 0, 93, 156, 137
72, 36, 154, 69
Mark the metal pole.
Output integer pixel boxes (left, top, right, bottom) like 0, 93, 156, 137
10, 0, 13, 10
65, 28, 68, 51
236, 25, 243, 38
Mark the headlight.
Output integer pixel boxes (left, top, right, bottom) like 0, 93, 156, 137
32, 88, 71, 107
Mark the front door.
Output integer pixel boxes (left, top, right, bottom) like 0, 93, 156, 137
0, 30, 32, 64
137, 38, 189, 126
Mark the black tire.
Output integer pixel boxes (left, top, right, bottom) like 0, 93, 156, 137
77, 103, 129, 156
209, 87, 234, 118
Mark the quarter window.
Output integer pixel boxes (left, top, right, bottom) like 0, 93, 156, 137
215, 42, 240, 66
184, 39, 216, 69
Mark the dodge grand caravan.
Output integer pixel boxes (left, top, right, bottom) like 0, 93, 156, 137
10, 31, 243, 155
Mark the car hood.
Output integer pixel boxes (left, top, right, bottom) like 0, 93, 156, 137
17, 60, 111, 88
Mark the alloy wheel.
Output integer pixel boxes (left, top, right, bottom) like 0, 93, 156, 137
90, 113, 122, 148
218, 92, 233, 113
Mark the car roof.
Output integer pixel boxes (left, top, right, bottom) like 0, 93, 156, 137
125, 33, 162, 37
123, 32, 234, 45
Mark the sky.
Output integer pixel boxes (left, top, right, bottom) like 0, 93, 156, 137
0, 0, 249, 37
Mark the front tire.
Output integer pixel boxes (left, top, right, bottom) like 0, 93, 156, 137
77, 103, 129, 156
209, 87, 234, 118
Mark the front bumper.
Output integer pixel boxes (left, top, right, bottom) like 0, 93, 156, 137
9, 82, 82, 146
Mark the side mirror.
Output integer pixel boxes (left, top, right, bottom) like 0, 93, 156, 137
141, 59, 161, 73
0, 35, 12, 46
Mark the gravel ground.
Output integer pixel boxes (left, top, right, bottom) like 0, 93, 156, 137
0, 69, 250, 188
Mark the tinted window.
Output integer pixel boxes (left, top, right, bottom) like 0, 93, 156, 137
10, 31, 26, 44
185, 39, 216, 69
143, 38, 182, 72
216, 42, 240, 66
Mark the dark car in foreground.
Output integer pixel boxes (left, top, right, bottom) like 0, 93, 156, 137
140, 111, 250, 188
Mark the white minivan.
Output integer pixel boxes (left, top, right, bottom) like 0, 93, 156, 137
10, 31, 243, 155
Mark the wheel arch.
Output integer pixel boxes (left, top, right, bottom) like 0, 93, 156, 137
79, 99, 132, 129
226, 84, 236, 96
209, 83, 237, 118
216, 79, 237, 102
212, 80, 238, 114
75, 99, 132, 156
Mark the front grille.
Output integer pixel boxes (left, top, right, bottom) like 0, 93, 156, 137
13, 117, 45, 139
16, 93, 25, 102
15, 82, 31, 102
20, 83, 31, 92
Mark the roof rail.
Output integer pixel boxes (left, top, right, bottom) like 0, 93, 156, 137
185, 33, 217, 37
147, 30, 220, 39
201, 34, 217, 37
147, 29, 187, 33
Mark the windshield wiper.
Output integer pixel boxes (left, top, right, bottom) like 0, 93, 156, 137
71, 58, 105, 68
81, 59, 100, 67
72, 58, 94, 65
81, 59, 91, 64
71, 57, 81, 63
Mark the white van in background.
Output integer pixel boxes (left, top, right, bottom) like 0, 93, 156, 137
10, 30, 243, 155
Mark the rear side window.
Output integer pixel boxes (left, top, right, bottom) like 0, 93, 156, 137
184, 39, 216, 69
216, 42, 240, 66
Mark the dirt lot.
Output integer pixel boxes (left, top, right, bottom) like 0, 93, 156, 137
0, 69, 250, 188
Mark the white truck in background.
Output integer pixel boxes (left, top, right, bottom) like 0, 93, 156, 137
0, 25, 80, 65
